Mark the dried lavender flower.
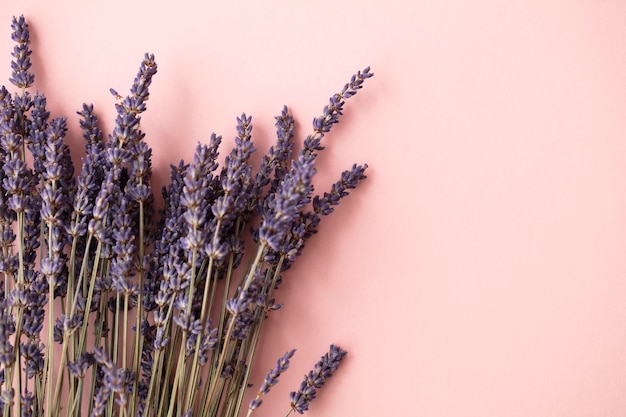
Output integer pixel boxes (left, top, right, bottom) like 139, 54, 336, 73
40, 117, 72, 297
9, 15, 34, 89
289, 344, 347, 414
0, 302, 15, 365
312, 66, 373, 135
110, 195, 137, 297
88, 171, 115, 243
258, 158, 316, 252
212, 114, 255, 229
20, 341, 44, 380
248, 349, 295, 411
67, 352, 95, 379
292, 162, 369, 250
313, 163, 368, 216
0, 16, 373, 417
20, 391, 34, 417
108, 53, 156, 151
27, 93, 50, 179
268, 106, 295, 192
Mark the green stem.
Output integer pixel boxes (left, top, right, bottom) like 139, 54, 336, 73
200, 361, 228, 417
66, 229, 79, 314
44, 275, 55, 417
107, 293, 121, 417
223, 339, 251, 417
87, 288, 109, 417
143, 348, 163, 417
230, 256, 284, 417
144, 295, 176, 416
77, 239, 102, 355
165, 347, 185, 417
203, 312, 239, 413
67, 378, 84, 417
52, 336, 70, 416
184, 253, 215, 410
65, 237, 79, 369
112, 292, 121, 365
214, 254, 235, 370
158, 323, 181, 416
130, 201, 146, 417
243, 243, 266, 290
4, 309, 23, 417
120, 293, 132, 417
122, 294, 129, 371
200, 243, 265, 415
35, 373, 44, 417
16, 212, 24, 286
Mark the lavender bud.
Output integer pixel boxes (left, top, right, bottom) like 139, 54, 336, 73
67, 352, 94, 378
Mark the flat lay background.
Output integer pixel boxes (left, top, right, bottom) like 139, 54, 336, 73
2, 1, 626, 416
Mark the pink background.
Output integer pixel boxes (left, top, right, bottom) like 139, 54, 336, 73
2, 1, 626, 416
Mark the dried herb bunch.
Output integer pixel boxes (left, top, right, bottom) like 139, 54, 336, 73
0, 15, 372, 417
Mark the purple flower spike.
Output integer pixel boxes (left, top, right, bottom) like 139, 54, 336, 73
258, 158, 316, 252
214, 114, 255, 222
67, 352, 95, 379
313, 163, 368, 217
272, 106, 295, 184
110, 195, 137, 296
28, 93, 50, 179
0, 303, 15, 365
311, 66, 373, 137
252, 106, 295, 206
249, 349, 296, 411
289, 344, 347, 414
9, 15, 34, 89
108, 53, 157, 153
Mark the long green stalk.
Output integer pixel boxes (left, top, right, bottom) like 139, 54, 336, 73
230, 256, 284, 417
130, 200, 146, 417
144, 292, 176, 416
77, 240, 102, 355
165, 235, 199, 417
87, 286, 109, 417
184, 219, 223, 411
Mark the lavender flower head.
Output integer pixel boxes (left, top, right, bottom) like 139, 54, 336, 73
27, 93, 51, 179
271, 163, 368, 269
289, 344, 347, 414
214, 114, 255, 225
0, 302, 15, 365
249, 106, 295, 221
249, 349, 295, 411
9, 15, 34, 89
312, 66, 373, 136
313, 164, 368, 217
269, 106, 295, 188
106, 53, 157, 176
258, 158, 316, 253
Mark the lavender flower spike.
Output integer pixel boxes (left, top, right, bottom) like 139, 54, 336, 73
289, 344, 347, 414
9, 15, 34, 89
313, 163, 368, 217
311, 66, 373, 136
258, 158, 316, 252
248, 349, 296, 412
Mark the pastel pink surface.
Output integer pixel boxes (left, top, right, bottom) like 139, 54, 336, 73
2, 1, 626, 416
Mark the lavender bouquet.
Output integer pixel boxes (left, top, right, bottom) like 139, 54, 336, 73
0, 15, 372, 417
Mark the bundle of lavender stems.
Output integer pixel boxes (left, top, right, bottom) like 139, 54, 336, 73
0, 15, 372, 417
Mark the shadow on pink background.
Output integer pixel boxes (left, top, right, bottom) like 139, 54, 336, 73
2, 1, 626, 416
